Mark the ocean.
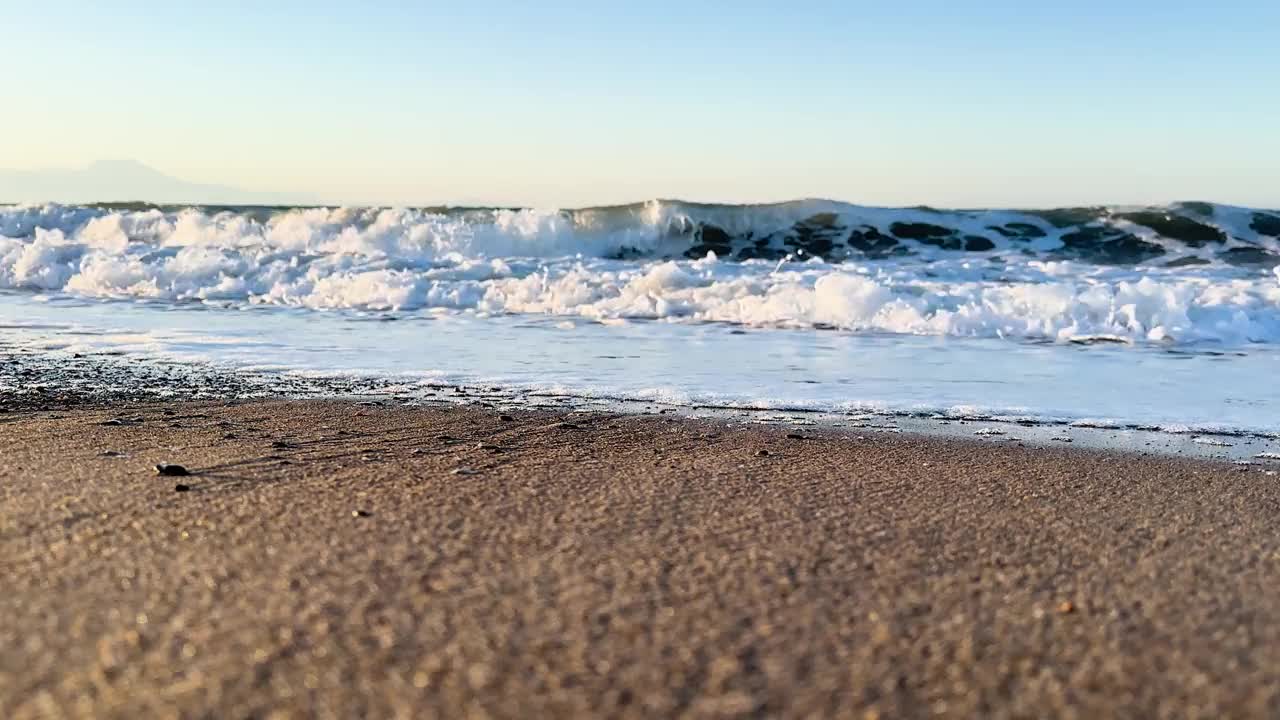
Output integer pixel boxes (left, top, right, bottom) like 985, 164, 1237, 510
2, 199, 1279, 441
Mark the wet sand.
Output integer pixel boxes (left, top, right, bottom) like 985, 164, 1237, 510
3, 400, 1280, 718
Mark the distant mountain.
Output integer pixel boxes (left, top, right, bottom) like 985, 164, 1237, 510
0, 160, 313, 205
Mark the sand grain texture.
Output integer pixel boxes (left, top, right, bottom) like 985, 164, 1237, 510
3, 401, 1280, 719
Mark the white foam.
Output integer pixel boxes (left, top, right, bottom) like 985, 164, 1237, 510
3, 202, 1280, 347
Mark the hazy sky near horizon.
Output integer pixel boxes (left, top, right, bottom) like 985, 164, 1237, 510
3, 0, 1278, 208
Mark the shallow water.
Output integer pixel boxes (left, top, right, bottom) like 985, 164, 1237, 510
4, 291, 1278, 438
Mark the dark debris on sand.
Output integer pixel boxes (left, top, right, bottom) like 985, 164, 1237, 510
155, 464, 192, 477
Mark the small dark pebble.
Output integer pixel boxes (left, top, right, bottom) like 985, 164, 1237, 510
556, 422, 582, 430
223, 433, 238, 440
352, 509, 372, 518
499, 414, 515, 422
162, 409, 176, 416
786, 433, 805, 440
756, 449, 771, 457
173, 483, 191, 492
271, 440, 296, 449
155, 463, 191, 477
437, 434, 458, 442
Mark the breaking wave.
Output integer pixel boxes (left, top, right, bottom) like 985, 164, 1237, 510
3, 198, 1279, 264
2, 200, 1279, 346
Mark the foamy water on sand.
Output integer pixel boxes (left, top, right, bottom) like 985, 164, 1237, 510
2, 199, 1279, 437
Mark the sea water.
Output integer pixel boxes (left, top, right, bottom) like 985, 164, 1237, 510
2, 200, 1278, 437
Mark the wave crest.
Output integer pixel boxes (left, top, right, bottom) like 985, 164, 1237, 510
3, 199, 1279, 266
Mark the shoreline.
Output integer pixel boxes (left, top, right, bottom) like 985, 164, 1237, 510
4, 343, 1278, 466
5, 399, 1280, 717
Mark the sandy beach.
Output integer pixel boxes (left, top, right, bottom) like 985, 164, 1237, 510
3, 400, 1279, 718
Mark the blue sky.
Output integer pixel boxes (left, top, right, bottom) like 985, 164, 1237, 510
3, 0, 1277, 207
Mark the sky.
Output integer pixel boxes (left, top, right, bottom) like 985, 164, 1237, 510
2, 0, 1278, 208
